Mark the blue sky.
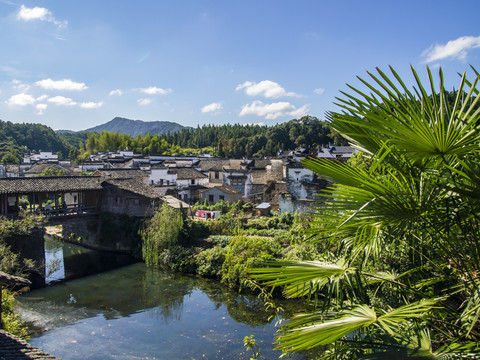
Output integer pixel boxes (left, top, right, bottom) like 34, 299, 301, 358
1, 1, 480, 131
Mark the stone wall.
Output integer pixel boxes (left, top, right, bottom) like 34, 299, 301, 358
60, 214, 143, 256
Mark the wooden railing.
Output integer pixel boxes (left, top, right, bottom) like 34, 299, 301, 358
31, 205, 99, 218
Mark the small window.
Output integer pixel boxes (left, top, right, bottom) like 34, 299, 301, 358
215, 171, 219, 179
209, 195, 214, 203
219, 195, 225, 201
191, 179, 195, 185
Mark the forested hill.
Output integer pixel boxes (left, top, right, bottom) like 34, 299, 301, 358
84, 117, 188, 137
0, 116, 347, 163
79, 115, 347, 158
161, 115, 347, 157
0, 120, 70, 163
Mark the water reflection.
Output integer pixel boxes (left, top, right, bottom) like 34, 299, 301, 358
19, 263, 304, 360
42, 236, 135, 286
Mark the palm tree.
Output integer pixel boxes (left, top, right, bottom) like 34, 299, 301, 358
250, 66, 480, 358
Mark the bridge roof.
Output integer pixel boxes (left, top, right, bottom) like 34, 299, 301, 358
0, 176, 103, 195
102, 178, 161, 199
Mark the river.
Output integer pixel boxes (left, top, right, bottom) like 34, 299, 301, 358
17, 236, 305, 359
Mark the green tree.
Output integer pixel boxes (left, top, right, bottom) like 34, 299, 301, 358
37, 166, 67, 177
2, 152, 19, 164
250, 66, 480, 358
141, 202, 184, 267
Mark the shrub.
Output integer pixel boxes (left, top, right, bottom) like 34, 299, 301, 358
159, 246, 199, 273
222, 236, 281, 289
141, 202, 184, 267
1, 290, 29, 339
196, 245, 228, 278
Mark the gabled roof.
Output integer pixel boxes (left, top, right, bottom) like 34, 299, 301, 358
24, 163, 71, 175
94, 168, 148, 179
0, 176, 102, 195
163, 195, 190, 209
199, 185, 242, 195
169, 167, 207, 180
101, 178, 161, 199
196, 159, 230, 171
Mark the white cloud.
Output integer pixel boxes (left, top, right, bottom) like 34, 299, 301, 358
239, 100, 310, 120
16, 5, 67, 28
47, 96, 77, 106
137, 98, 153, 106
80, 101, 104, 109
201, 102, 222, 113
6, 93, 36, 106
36, 78, 87, 91
36, 95, 48, 101
35, 103, 47, 115
314, 88, 325, 95
138, 86, 172, 95
422, 36, 480, 63
17, 5, 50, 21
109, 89, 123, 96
236, 80, 299, 98
17, 5, 67, 27
11, 79, 30, 92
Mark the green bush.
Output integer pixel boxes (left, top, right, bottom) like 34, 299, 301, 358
196, 245, 228, 278
203, 235, 232, 248
141, 202, 184, 267
159, 246, 199, 273
222, 236, 281, 289
1, 290, 29, 339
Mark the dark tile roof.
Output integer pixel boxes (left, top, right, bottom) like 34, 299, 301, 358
24, 163, 71, 175
94, 169, 148, 179
0, 176, 103, 195
0, 329, 60, 359
168, 168, 207, 180
200, 185, 242, 195
196, 160, 229, 171
102, 178, 161, 199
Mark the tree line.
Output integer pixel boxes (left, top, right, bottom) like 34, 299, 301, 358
0, 116, 347, 163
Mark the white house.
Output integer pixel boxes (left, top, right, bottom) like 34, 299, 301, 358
23, 151, 58, 164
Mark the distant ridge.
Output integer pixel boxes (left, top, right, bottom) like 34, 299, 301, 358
84, 117, 188, 136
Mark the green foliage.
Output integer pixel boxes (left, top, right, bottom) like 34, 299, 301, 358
2, 151, 19, 164
205, 216, 244, 235
74, 116, 347, 158
244, 335, 262, 360
250, 66, 480, 358
36, 166, 67, 177
141, 203, 184, 266
1, 290, 29, 339
158, 245, 198, 273
195, 245, 228, 278
222, 236, 281, 289
0, 213, 43, 339
0, 121, 71, 159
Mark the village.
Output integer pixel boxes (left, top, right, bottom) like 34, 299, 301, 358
0, 146, 355, 218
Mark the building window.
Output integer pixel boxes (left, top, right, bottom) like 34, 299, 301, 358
209, 195, 214, 203
215, 171, 219, 179
219, 195, 225, 201
191, 179, 195, 185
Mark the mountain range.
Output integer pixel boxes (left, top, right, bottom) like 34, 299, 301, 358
82, 117, 188, 136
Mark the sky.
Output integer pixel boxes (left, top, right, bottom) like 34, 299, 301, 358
1, 1, 480, 131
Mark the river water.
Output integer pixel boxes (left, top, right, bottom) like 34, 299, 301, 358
17, 237, 304, 360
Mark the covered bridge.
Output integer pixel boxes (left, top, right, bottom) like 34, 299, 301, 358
0, 176, 103, 216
